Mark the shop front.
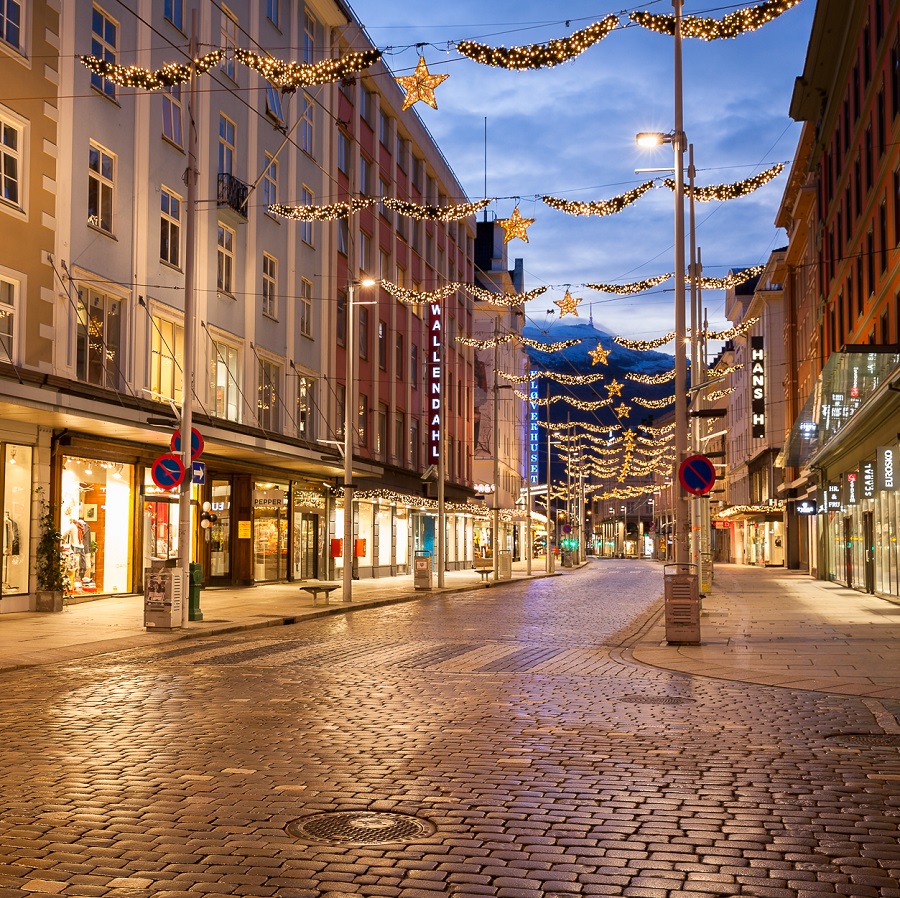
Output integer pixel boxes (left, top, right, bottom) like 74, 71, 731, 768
1, 441, 34, 611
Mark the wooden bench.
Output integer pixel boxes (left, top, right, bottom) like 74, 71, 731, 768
299, 583, 340, 605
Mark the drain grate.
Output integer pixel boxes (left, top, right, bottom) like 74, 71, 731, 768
827, 733, 900, 747
285, 811, 436, 845
620, 694, 695, 705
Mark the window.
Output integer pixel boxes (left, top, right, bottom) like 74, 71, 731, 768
303, 12, 317, 64
265, 85, 283, 123
359, 155, 371, 195
867, 228, 875, 296
90, 6, 118, 98
396, 264, 406, 288
1, 0, 21, 51
220, 7, 237, 80
410, 417, 419, 469
395, 333, 403, 379
880, 200, 888, 273
377, 402, 388, 457
160, 187, 181, 267
359, 230, 371, 275
394, 412, 405, 465
360, 88, 373, 127
161, 84, 183, 147
893, 40, 900, 119
410, 343, 418, 386
210, 339, 240, 422
217, 223, 235, 294
262, 253, 277, 318
164, 0, 182, 30
150, 315, 183, 403
378, 320, 387, 369
76, 288, 123, 388
266, 0, 279, 29
262, 154, 277, 209
379, 110, 390, 146
337, 131, 349, 174
299, 93, 313, 155
218, 114, 235, 175
336, 384, 345, 438
337, 291, 346, 346
300, 185, 314, 245
300, 278, 312, 337
257, 357, 281, 431
379, 249, 390, 281
0, 114, 22, 209
297, 375, 315, 439
88, 142, 114, 233
379, 178, 391, 218
357, 393, 368, 447
0, 275, 17, 362
359, 306, 369, 359
337, 218, 349, 255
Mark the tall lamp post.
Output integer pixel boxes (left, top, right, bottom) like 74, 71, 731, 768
343, 277, 376, 604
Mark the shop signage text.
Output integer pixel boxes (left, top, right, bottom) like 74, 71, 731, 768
750, 335, 765, 439
529, 371, 540, 485
428, 303, 442, 465
877, 445, 897, 491
862, 459, 876, 499
795, 499, 817, 515
842, 471, 859, 506
825, 482, 842, 511
253, 488, 286, 508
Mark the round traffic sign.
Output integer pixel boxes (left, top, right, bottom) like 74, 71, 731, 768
151, 452, 186, 490
170, 427, 205, 460
678, 454, 716, 496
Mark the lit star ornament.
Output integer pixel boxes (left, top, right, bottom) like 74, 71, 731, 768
589, 344, 611, 366
606, 379, 624, 397
554, 289, 582, 318
396, 56, 449, 111
499, 205, 535, 244
614, 403, 631, 419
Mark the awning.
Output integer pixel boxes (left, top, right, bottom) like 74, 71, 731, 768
777, 348, 900, 468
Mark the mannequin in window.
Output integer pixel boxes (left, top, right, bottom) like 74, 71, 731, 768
62, 516, 84, 590
2, 511, 18, 590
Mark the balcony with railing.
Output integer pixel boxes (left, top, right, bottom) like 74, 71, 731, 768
217, 173, 249, 222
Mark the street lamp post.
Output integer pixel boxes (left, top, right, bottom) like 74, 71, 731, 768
342, 277, 375, 604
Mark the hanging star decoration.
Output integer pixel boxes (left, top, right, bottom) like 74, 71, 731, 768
589, 343, 611, 365
605, 379, 624, 397
499, 205, 535, 244
614, 403, 631, 419
396, 56, 449, 111
554, 289, 582, 318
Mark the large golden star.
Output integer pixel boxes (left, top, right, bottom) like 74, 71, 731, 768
499, 205, 535, 244
589, 343, 610, 365
614, 402, 631, 419
396, 56, 449, 111
605, 379, 623, 397
554, 289, 582, 318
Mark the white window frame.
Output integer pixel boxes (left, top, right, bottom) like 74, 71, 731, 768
217, 222, 235, 295
262, 153, 277, 210
265, 85, 283, 123
150, 311, 184, 403
0, 270, 19, 364
337, 130, 349, 174
76, 286, 124, 389
161, 83, 183, 147
262, 252, 277, 319
296, 374, 315, 440
160, 186, 181, 268
266, 0, 280, 29
300, 278, 313, 337
210, 337, 240, 422
359, 230, 370, 275
257, 356, 281, 431
88, 141, 115, 234
303, 12, 316, 64
299, 93, 313, 156
90, 5, 118, 98
0, 0, 23, 55
218, 113, 235, 175
220, 6, 237, 81
163, 0, 183, 30
0, 110, 24, 215
300, 185, 314, 245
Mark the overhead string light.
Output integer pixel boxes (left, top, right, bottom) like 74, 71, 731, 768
707, 317, 759, 340
632, 394, 676, 408
466, 284, 549, 306
536, 419, 622, 434
639, 422, 676, 436
234, 48, 382, 90
614, 332, 675, 350
382, 281, 459, 304
586, 273, 672, 294
267, 197, 376, 220
79, 50, 225, 89
628, 0, 802, 40
705, 386, 736, 401
699, 266, 765, 290
663, 164, 785, 202
455, 15, 620, 70
615, 315, 760, 351
542, 180, 655, 216
625, 369, 676, 384
456, 334, 580, 351
381, 197, 491, 221
717, 502, 785, 518
499, 371, 607, 385
712, 363, 744, 377
513, 391, 613, 410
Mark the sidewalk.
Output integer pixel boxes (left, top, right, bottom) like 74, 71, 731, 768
3, 560, 900, 703
627, 562, 900, 702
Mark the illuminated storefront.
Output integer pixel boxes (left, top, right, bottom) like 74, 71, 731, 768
1, 443, 33, 610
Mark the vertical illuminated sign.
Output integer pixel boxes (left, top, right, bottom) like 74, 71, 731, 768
750, 335, 765, 439
529, 371, 540, 485
877, 445, 897, 491
843, 471, 859, 506
825, 481, 842, 510
861, 459, 876, 499
427, 302, 442, 464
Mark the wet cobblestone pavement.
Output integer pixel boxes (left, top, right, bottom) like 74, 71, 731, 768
1, 561, 899, 897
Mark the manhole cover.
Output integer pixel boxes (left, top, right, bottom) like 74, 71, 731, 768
620, 694, 695, 705
285, 811, 436, 845
827, 733, 900, 747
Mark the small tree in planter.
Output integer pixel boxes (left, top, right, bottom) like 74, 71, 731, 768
34, 488, 70, 612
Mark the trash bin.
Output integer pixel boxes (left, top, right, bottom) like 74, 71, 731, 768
144, 563, 184, 629
414, 550, 432, 590
664, 563, 700, 644
188, 562, 203, 622
498, 551, 512, 580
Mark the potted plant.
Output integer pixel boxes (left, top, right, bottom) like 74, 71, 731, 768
34, 487, 70, 612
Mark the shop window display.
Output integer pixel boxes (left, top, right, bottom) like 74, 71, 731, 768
2, 444, 32, 595
142, 472, 180, 577
61, 457, 133, 595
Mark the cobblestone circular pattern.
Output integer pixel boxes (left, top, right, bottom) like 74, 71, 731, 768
285, 811, 437, 845
826, 732, 900, 747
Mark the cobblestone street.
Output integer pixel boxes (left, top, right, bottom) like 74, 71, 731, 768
2, 560, 899, 897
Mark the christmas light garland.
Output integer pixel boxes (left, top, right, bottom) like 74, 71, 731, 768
456, 334, 580, 351
521, 336, 581, 351
699, 266, 765, 290
466, 285, 549, 306
705, 386, 736, 401
541, 180, 655, 217
614, 333, 675, 350
267, 197, 376, 220
639, 422, 676, 436
586, 273, 673, 294
382, 281, 459, 304
632, 394, 676, 408
662, 164, 785, 202
79, 51, 225, 89
499, 371, 607, 385
234, 47, 382, 90
380, 197, 490, 220
712, 363, 744, 377
629, 0, 802, 41
514, 390, 613, 410
625, 369, 676, 384
706, 317, 759, 340
716, 502, 785, 518
455, 16, 619, 70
